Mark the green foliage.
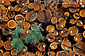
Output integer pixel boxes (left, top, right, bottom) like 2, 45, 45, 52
25, 23, 46, 45
11, 26, 25, 39
11, 26, 25, 52
11, 38, 24, 52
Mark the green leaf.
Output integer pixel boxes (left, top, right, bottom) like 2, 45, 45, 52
11, 38, 24, 52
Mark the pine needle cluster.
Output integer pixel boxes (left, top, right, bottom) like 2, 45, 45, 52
11, 26, 25, 52
25, 23, 46, 45
11, 23, 46, 52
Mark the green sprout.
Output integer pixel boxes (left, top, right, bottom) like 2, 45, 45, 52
25, 23, 46, 45
11, 26, 25, 52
